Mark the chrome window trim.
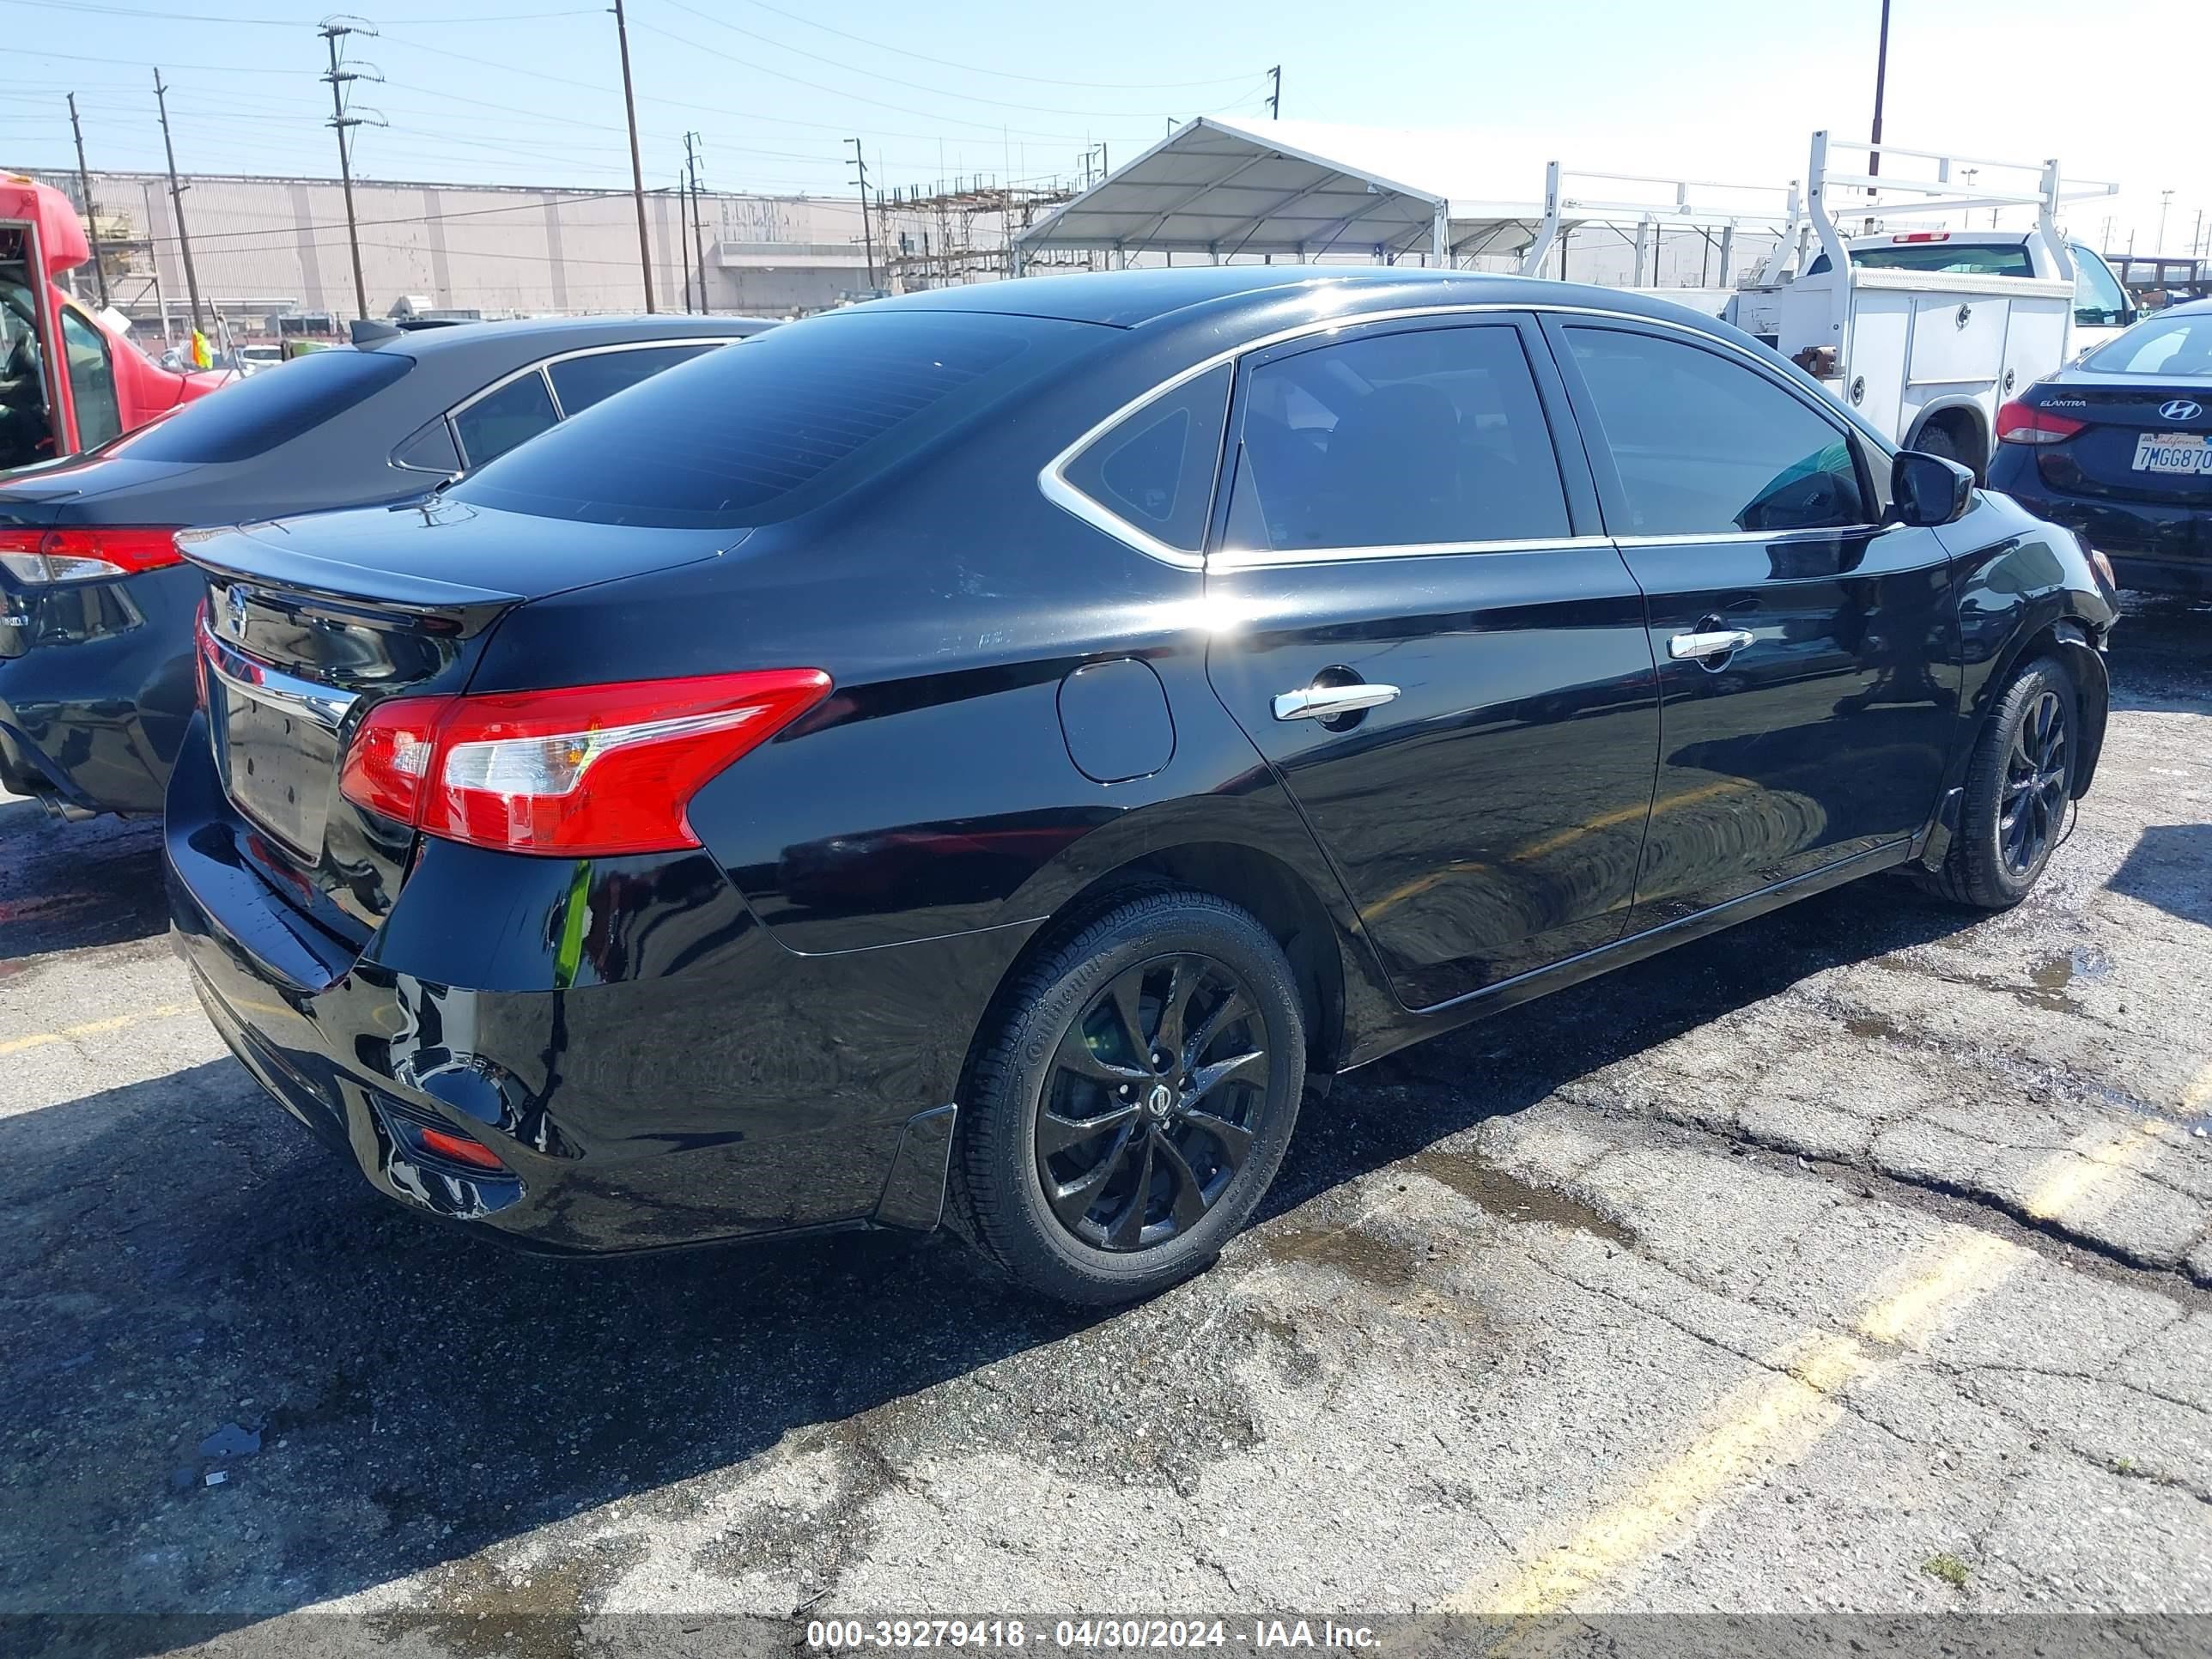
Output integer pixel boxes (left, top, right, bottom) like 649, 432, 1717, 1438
1611, 525, 1884, 548
1210, 534, 1614, 571
1036, 299, 1863, 570
445, 337, 737, 467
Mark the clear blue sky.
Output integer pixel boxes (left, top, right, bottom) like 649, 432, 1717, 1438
1, 0, 2201, 252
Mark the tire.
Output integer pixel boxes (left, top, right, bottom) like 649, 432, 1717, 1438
957, 890, 1305, 1305
1917, 656, 2077, 910
1913, 421, 1969, 466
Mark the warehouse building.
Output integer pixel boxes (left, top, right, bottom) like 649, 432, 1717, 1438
32, 167, 890, 338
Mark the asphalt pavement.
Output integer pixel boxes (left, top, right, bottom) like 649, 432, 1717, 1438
3, 593, 2209, 1656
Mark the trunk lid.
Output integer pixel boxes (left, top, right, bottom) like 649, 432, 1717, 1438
2029, 380, 2212, 505
185, 498, 738, 945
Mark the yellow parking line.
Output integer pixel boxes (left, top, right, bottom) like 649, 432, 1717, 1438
0, 1004, 191, 1058
1446, 1118, 2171, 1617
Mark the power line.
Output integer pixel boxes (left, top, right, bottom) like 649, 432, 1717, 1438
0, 0, 595, 24
629, 17, 1169, 143
659, 0, 1234, 119
723, 0, 1266, 91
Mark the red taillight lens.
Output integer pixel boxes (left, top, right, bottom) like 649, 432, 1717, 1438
1996, 401, 2085, 446
0, 526, 183, 583
416, 1126, 508, 1170
338, 669, 833, 857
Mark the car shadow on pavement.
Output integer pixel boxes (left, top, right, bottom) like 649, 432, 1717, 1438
2108, 823, 2212, 927
0, 874, 1978, 1639
0, 800, 168, 963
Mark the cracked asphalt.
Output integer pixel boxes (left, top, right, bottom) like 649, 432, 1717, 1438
3, 592, 2209, 1652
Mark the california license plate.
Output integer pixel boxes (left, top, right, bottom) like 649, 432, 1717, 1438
2133, 431, 2212, 474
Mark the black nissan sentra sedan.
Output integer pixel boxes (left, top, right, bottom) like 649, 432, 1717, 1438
165, 267, 2114, 1304
0, 313, 767, 821
1987, 296, 2211, 594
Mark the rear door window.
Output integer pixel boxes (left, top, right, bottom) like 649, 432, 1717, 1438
1222, 323, 1571, 553
453, 369, 559, 468
1058, 363, 1230, 554
548, 343, 720, 417
453, 310, 1105, 528
1564, 326, 1868, 536
104, 348, 412, 464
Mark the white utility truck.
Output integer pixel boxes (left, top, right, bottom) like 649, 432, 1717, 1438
1721, 133, 2130, 469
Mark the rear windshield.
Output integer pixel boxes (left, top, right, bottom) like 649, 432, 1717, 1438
1808, 243, 2034, 278
2083, 312, 2212, 377
450, 308, 1104, 529
113, 349, 412, 464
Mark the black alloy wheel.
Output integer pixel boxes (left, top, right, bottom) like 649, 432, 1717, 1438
1914, 655, 2078, 910
1036, 954, 1266, 1253
958, 890, 1305, 1304
1999, 687, 2069, 878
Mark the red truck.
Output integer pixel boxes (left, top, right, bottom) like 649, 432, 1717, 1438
2, 173, 225, 471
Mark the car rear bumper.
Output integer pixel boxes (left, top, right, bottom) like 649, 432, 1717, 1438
1989, 460, 2208, 594
165, 724, 1030, 1255
0, 564, 198, 814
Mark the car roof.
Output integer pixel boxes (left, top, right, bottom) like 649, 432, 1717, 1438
845, 264, 1734, 334
368, 313, 774, 368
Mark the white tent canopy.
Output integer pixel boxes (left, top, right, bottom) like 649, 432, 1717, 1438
1014, 117, 1802, 276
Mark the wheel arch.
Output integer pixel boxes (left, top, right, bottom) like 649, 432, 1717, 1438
969, 837, 1364, 1107
2029, 617, 2111, 799
1906, 398, 1991, 471
1969, 609, 2111, 801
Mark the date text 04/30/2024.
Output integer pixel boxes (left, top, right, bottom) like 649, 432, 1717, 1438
804, 1619, 1381, 1650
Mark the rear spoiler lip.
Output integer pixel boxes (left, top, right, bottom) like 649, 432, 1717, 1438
179, 520, 526, 617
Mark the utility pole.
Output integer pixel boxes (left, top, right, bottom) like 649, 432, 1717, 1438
611, 0, 656, 311
1267, 65, 1280, 119
319, 20, 377, 323
678, 173, 695, 312
1865, 0, 1891, 233
848, 137, 876, 294
151, 70, 204, 335
66, 94, 111, 308
686, 131, 708, 314
2156, 189, 2173, 254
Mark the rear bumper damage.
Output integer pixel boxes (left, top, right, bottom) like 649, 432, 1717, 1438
166, 724, 1024, 1255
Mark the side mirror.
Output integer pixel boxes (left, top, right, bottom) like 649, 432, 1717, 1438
1891, 449, 1976, 527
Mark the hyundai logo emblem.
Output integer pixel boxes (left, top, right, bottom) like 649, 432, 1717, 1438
2159, 398, 2203, 422
226, 585, 249, 636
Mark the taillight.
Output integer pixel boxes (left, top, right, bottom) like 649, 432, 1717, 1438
1889, 232, 1950, 244
0, 526, 184, 583
338, 669, 832, 857
1996, 401, 2085, 446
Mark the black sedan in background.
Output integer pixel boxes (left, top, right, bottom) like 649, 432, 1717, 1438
1990, 297, 2212, 593
167, 267, 2113, 1304
0, 313, 769, 817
